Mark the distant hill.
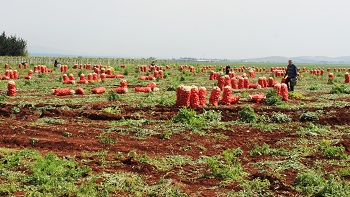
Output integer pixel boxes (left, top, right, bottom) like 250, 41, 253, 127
238, 56, 350, 64
28, 45, 350, 63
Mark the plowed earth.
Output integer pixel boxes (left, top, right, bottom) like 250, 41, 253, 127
1, 94, 350, 196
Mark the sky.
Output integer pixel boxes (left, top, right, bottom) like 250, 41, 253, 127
2, 0, 350, 59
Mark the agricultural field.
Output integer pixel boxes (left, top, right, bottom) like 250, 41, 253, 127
1, 58, 350, 196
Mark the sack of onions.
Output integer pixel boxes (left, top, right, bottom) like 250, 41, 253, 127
68, 74, 75, 81
75, 87, 85, 95
345, 72, 350, 83
190, 86, 200, 107
7, 80, 16, 96
248, 84, 261, 89
115, 74, 125, 78
268, 77, 275, 87
120, 80, 127, 88
147, 82, 156, 91
209, 86, 221, 106
221, 86, 232, 105
217, 76, 225, 90
100, 73, 106, 82
62, 74, 69, 82
198, 87, 207, 106
92, 73, 98, 81
113, 87, 128, 94
63, 80, 75, 84
229, 96, 240, 104
92, 87, 106, 94
248, 94, 266, 103
238, 77, 244, 89
231, 77, 238, 89
281, 83, 289, 101
13, 70, 19, 79
224, 75, 231, 87
135, 87, 152, 93
53, 88, 74, 96
243, 77, 250, 88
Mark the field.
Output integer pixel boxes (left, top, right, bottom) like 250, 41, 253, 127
1, 58, 350, 196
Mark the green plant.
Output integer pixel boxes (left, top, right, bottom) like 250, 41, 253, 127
270, 112, 291, 123
11, 107, 21, 114
294, 170, 325, 195
250, 142, 288, 156
265, 90, 282, 106
24, 80, 32, 86
330, 84, 350, 94
288, 91, 304, 99
98, 135, 116, 144
101, 106, 122, 114
299, 110, 320, 122
238, 105, 258, 123
295, 123, 330, 136
206, 149, 247, 181
63, 132, 72, 137
123, 70, 129, 75
107, 91, 121, 101
320, 140, 347, 159
30, 138, 39, 145
172, 107, 197, 124
38, 73, 46, 78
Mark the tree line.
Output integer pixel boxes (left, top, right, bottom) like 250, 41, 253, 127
0, 31, 28, 56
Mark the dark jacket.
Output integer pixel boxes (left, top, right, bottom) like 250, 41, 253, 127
285, 64, 298, 78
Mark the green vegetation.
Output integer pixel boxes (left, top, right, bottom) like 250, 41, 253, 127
238, 105, 258, 123
0, 31, 28, 56
265, 90, 282, 106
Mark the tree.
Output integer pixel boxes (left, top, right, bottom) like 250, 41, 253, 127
0, 31, 28, 56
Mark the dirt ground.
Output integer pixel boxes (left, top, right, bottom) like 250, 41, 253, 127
1, 97, 350, 196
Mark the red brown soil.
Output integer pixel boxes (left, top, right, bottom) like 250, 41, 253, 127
1, 98, 349, 196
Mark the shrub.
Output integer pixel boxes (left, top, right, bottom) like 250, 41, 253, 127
238, 105, 258, 123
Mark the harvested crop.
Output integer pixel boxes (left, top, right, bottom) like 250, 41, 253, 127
217, 76, 225, 90
221, 86, 232, 105
281, 83, 289, 101
7, 80, 16, 96
92, 87, 106, 94
198, 87, 206, 106
209, 86, 221, 106
75, 87, 85, 95
248, 94, 265, 103
120, 80, 127, 88
135, 87, 152, 93
53, 88, 74, 96
113, 87, 128, 94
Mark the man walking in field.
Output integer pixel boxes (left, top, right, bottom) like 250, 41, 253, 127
284, 60, 298, 91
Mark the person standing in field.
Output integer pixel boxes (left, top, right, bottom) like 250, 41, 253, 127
225, 64, 230, 75
284, 60, 298, 91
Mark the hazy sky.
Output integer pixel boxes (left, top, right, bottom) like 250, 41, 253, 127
2, 0, 350, 59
